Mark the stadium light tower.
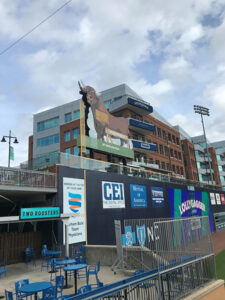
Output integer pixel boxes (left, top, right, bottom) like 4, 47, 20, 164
194, 105, 214, 184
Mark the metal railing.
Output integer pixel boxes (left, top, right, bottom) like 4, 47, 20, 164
59, 153, 221, 190
69, 217, 216, 299
67, 254, 215, 299
21, 152, 222, 190
0, 167, 56, 189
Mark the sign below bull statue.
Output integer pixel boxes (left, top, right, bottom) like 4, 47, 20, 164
78, 82, 134, 158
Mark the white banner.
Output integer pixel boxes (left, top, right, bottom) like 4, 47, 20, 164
63, 178, 86, 244
210, 193, 216, 205
216, 193, 221, 205
102, 181, 125, 209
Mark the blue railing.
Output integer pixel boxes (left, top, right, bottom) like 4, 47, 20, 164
68, 254, 215, 300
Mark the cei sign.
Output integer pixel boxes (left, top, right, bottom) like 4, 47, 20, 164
102, 181, 125, 209
20, 207, 60, 220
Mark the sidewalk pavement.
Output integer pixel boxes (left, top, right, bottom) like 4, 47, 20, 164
0, 260, 128, 298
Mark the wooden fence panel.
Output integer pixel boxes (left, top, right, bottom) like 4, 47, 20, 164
0, 232, 42, 264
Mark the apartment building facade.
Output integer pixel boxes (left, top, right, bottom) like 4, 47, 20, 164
28, 84, 185, 178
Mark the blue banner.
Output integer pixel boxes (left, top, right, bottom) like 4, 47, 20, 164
130, 184, 147, 208
151, 187, 164, 207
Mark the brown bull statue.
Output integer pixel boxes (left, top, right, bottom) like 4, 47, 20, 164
79, 83, 130, 148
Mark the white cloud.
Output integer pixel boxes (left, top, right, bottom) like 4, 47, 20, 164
161, 56, 192, 85
1, 0, 225, 165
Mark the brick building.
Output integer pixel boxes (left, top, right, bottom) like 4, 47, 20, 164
28, 84, 185, 178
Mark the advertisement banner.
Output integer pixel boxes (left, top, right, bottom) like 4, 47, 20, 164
102, 181, 125, 209
168, 188, 213, 232
221, 194, 225, 205
63, 178, 86, 244
210, 193, 216, 205
130, 184, 147, 208
150, 187, 164, 207
215, 193, 221, 205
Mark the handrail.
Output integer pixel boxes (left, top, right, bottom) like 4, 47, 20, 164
68, 253, 215, 299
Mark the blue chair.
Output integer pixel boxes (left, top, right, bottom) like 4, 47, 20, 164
41, 286, 57, 300
78, 284, 92, 294
76, 257, 87, 280
87, 261, 100, 286
5, 290, 14, 300
50, 259, 61, 281
25, 248, 36, 266
0, 262, 8, 278
55, 275, 64, 297
41, 249, 51, 271
15, 279, 30, 300
75, 245, 86, 258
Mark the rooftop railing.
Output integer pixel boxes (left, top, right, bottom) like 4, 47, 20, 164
59, 153, 221, 190
0, 167, 56, 189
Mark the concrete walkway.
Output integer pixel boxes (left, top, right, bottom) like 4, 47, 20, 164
0, 260, 128, 298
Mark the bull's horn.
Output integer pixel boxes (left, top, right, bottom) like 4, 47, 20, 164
78, 81, 83, 91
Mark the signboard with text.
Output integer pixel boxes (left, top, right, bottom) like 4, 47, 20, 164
20, 207, 60, 220
102, 181, 125, 209
63, 177, 86, 244
151, 187, 164, 207
130, 184, 147, 208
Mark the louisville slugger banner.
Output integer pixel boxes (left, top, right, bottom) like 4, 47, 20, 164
168, 188, 213, 232
63, 177, 86, 244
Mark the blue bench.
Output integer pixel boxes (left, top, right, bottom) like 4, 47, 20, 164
0, 268, 8, 278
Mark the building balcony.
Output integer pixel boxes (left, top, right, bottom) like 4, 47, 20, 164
110, 97, 153, 116
196, 156, 212, 163
131, 139, 157, 154
128, 118, 155, 135
217, 159, 225, 166
198, 168, 214, 174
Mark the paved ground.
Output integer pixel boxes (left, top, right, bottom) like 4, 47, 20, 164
0, 260, 128, 298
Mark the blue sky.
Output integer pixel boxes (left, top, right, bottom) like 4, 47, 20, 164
0, 0, 225, 166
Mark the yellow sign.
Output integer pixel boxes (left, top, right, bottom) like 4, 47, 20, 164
96, 109, 109, 124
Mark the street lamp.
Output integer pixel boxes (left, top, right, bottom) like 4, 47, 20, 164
1, 130, 19, 168
194, 105, 213, 184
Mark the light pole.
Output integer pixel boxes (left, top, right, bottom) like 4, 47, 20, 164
194, 105, 213, 184
1, 130, 19, 168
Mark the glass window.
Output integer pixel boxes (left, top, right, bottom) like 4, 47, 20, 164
157, 128, 161, 138
220, 176, 225, 182
162, 130, 166, 140
219, 166, 223, 171
159, 144, 163, 155
104, 100, 111, 109
73, 146, 79, 156
73, 128, 79, 139
178, 152, 181, 160
114, 96, 122, 102
37, 134, 59, 147
37, 117, 59, 132
161, 161, 165, 169
64, 148, 71, 154
166, 163, 170, 170
64, 131, 70, 142
217, 154, 221, 161
156, 160, 160, 167
73, 110, 80, 120
148, 157, 153, 164
65, 112, 72, 123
